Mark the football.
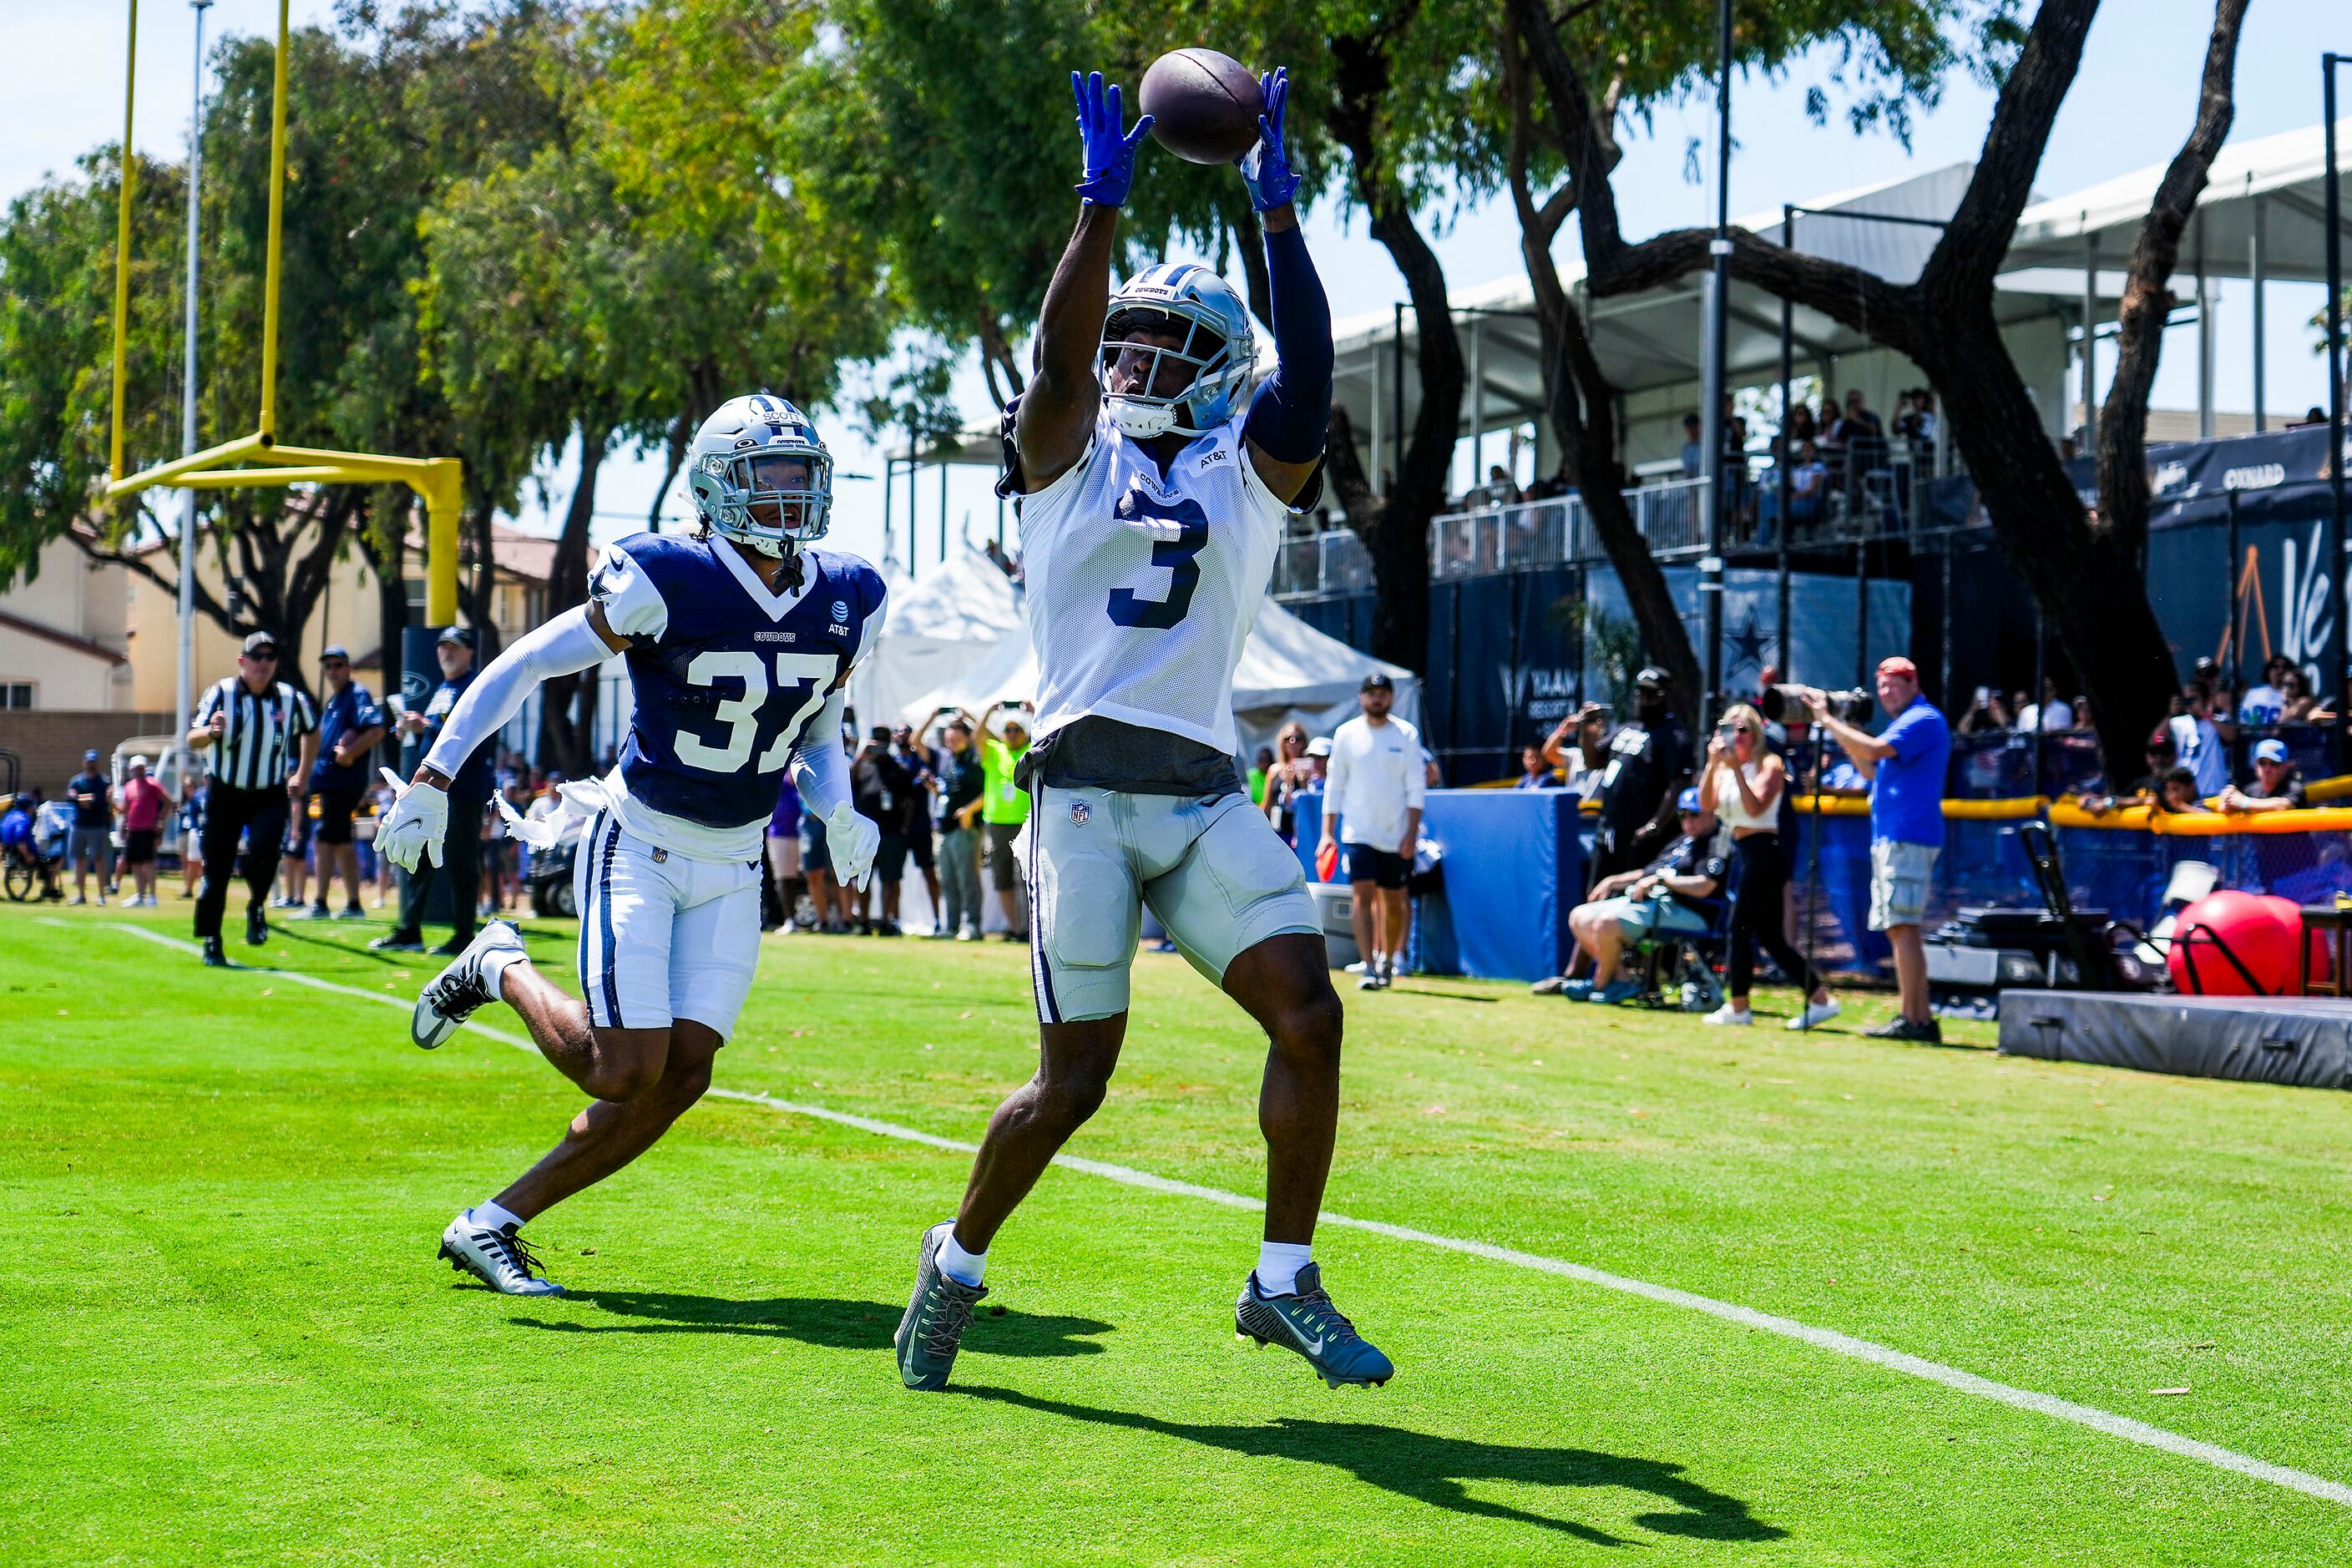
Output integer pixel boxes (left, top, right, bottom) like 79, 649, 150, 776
1138, 48, 1264, 164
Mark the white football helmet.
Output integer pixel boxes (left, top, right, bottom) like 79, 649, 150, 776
1098, 265, 1257, 439
687, 392, 834, 557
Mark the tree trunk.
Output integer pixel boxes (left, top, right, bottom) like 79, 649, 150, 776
1924, 314, 2178, 776
2096, 0, 2248, 567
538, 422, 609, 777
1325, 24, 1466, 678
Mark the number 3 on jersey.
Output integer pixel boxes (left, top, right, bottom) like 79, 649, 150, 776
673, 652, 836, 772
1107, 493, 1208, 630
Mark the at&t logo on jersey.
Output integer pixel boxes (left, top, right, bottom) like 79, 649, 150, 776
828, 599, 850, 636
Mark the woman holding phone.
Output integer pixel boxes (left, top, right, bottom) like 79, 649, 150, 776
1697, 703, 1840, 1030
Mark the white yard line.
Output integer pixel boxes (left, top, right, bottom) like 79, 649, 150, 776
65, 918, 2352, 1509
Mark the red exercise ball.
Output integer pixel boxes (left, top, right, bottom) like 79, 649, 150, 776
2167, 889, 2300, 996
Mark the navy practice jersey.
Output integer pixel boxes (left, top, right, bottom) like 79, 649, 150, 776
589, 533, 886, 858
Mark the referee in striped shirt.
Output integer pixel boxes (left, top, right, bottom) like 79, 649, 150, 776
189, 630, 318, 965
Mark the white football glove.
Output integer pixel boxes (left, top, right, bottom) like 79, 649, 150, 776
376, 766, 448, 872
826, 799, 880, 893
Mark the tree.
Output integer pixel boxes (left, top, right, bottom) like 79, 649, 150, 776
1490, 3, 1960, 727
2095, 0, 2250, 565
1515, 0, 2186, 779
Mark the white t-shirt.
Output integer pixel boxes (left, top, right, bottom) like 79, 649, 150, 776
2169, 713, 2229, 796
1323, 715, 1428, 850
1018, 406, 1297, 755
2017, 699, 2072, 733
2239, 684, 2285, 725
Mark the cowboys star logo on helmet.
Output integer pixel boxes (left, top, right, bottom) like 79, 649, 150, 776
687, 392, 834, 559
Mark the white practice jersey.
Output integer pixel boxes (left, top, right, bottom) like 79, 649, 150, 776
1019, 407, 1300, 754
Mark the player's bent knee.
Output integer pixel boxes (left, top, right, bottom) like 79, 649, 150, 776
582, 1025, 670, 1101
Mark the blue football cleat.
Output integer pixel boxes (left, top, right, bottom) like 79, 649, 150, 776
1234, 1262, 1394, 1388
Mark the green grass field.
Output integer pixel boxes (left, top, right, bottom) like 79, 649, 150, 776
5, 898, 2350, 1565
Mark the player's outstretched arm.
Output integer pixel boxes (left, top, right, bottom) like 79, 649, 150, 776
1016, 71, 1151, 494
1237, 69, 1329, 506
376, 604, 624, 872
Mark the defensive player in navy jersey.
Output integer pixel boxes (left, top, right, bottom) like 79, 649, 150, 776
894, 68, 1391, 1392
375, 394, 885, 1295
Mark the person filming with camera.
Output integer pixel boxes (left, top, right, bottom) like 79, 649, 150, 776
1789, 656, 1950, 1044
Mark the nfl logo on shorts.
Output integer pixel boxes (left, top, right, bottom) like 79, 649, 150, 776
1069, 800, 1090, 825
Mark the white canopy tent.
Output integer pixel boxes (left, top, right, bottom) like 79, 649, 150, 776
904, 598, 1420, 762
847, 545, 1020, 734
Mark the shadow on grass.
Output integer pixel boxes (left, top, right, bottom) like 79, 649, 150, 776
955, 1385, 1784, 1547
508, 1292, 1113, 1358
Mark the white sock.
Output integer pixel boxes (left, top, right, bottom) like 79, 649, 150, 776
479, 945, 528, 998
473, 1200, 524, 1234
1256, 1241, 1313, 1296
937, 1227, 986, 1287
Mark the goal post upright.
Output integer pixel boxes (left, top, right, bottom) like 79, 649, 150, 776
102, 0, 463, 630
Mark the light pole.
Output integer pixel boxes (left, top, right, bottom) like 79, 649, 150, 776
2324, 53, 2346, 771
1698, 0, 1733, 726
173, 0, 213, 789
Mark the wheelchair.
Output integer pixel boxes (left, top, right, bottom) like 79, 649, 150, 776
3, 825, 60, 903
1623, 894, 1730, 1013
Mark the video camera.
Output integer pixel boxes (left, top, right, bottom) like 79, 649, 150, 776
1758, 684, 1874, 726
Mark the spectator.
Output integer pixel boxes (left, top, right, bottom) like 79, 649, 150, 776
1260, 721, 1314, 845
2074, 731, 2178, 816
375, 626, 488, 957
1955, 687, 2010, 736
2288, 406, 2329, 428
1, 792, 59, 901
891, 723, 943, 935
2167, 693, 2229, 797
1538, 787, 1726, 1001
1798, 656, 1950, 1044
766, 776, 805, 933
933, 716, 986, 942
972, 702, 1032, 942
366, 773, 397, 908
2016, 677, 2073, 735
1697, 704, 1839, 1029
1480, 463, 1520, 507
298, 644, 386, 921
37, 792, 74, 880
800, 783, 850, 934
1514, 741, 1557, 789
64, 748, 114, 905
1540, 703, 1611, 803
2239, 655, 2293, 725
189, 631, 319, 964
1247, 746, 1275, 807
2219, 739, 2306, 813
176, 769, 209, 899
852, 726, 913, 936
1591, 666, 1693, 890
1319, 672, 1425, 992
117, 755, 172, 907
1303, 735, 1332, 785
1765, 440, 1828, 548
1678, 413, 1705, 479
2158, 766, 2213, 814
1830, 388, 1884, 482
2280, 666, 2316, 721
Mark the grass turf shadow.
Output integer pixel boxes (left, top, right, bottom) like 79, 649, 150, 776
956, 1385, 1784, 1547
508, 1292, 1113, 1358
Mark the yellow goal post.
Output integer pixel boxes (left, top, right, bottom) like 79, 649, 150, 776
102, 0, 462, 625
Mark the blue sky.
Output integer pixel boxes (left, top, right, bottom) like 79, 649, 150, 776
7, 0, 2345, 570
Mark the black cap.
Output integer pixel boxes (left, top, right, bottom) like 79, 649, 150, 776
436, 625, 473, 649
1360, 672, 1394, 693
1635, 665, 1670, 690
241, 630, 280, 657
321, 644, 350, 662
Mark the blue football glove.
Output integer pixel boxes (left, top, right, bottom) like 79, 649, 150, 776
1071, 70, 1153, 208
1237, 68, 1300, 213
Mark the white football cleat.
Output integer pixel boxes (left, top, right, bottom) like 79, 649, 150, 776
438, 1208, 564, 1296
410, 921, 524, 1050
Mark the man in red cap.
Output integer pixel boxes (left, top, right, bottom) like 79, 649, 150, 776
1795, 655, 1950, 1042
